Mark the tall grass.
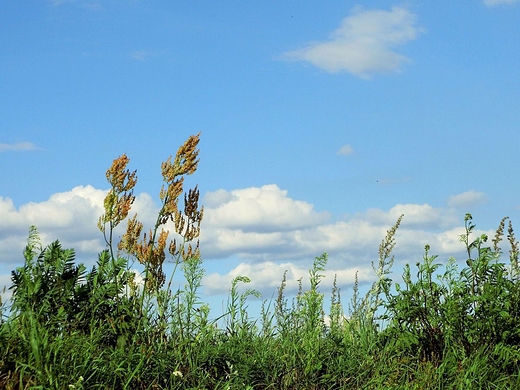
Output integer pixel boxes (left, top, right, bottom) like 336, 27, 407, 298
1, 134, 520, 389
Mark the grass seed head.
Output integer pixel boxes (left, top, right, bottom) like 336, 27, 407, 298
492, 216, 508, 253
98, 154, 137, 231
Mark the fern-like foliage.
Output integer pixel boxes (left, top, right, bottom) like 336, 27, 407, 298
11, 235, 85, 334
10, 227, 138, 346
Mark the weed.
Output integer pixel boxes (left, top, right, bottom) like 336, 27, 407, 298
2, 134, 520, 389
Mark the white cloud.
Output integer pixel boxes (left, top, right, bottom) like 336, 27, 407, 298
204, 189, 237, 208
337, 144, 354, 156
204, 260, 374, 296
361, 203, 459, 229
483, 0, 519, 6
1, 184, 493, 301
199, 185, 479, 286
447, 191, 488, 208
282, 5, 422, 78
0, 142, 38, 152
203, 185, 330, 233
0, 186, 104, 266
200, 185, 332, 261
0, 186, 161, 267
0, 186, 104, 233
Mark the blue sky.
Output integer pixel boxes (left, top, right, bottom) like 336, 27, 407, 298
1, 1, 520, 312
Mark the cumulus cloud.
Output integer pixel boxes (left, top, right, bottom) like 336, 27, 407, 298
200, 219, 480, 297
0, 142, 39, 152
1, 183, 489, 301
0, 186, 105, 265
361, 203, 459, 229
10, 186, 105, 237
447, 191, 488, 209
198, 186, 499, 296
337, 144, 354, 156
282, 5, 422, 78
203, 185, 330, 233
483, 0, 519, 6
200, 185, 331, 261
197, 185, 487, 296
0, 186, 160, 267
204, 260, 375, 296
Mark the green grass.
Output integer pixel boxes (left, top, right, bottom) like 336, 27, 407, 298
2, 134, 520, 389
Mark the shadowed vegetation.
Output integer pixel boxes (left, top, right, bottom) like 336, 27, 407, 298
1, 134, 520, 389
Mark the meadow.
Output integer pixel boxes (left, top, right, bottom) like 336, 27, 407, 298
1, 134, 520, 389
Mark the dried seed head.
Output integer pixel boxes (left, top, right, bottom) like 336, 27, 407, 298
169, 238, 178, 257
161, 133, 200, 182
99, 154, 137, 231
508, 220, 519, 266
112, 134, 203, 293
378, 214, 403, 261
493, 216, 508, 253
106, 154, 137, 193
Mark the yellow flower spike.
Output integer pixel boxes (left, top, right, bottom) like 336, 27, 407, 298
99, 134, 204, 300
99, 154, 138, 262
157, 229, 169, 253
118, 214, 143, 255
99, 155, 137, 227
105, 154, 137, 193
161, 133, 200, 182
172, 132, 200, 177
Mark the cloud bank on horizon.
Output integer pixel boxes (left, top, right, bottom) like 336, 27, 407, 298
0, 184, 494, 298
